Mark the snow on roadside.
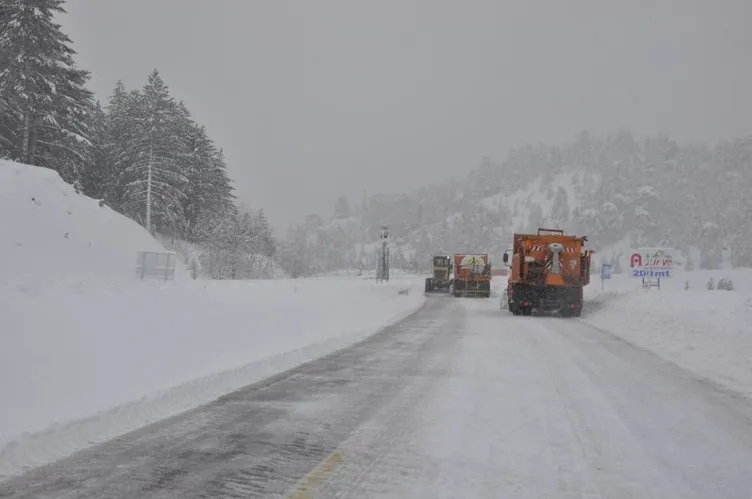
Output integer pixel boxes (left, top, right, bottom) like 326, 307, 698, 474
0, 161, 426, 479
582, 270, 752, 400
0, 161, 189, 287
0, 275, 425, 479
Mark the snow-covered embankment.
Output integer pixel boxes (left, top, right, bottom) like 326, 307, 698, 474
582, 270, 752, 399
0, 161, 425, 479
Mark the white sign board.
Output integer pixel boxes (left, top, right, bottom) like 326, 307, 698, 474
600, 264, 613, 279
136, 250, 177, 280
629, 248, 673, 278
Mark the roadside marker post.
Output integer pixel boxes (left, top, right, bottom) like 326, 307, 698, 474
600, 263, 612, 291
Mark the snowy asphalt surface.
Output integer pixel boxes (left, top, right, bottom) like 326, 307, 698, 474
3, 296, 752, 498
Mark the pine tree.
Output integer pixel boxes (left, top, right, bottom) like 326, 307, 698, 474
726, 137, 752, 267
0, 0, 93, 176
208, 149, 235, 219
548, 187, 571, 229
225, 207, 258, 279
699, 222, 722, 270
526, 204, 543, 233
105, 81, 139, 210
179, 118, 234, 240
118, 70, 188, 234
252, 209, 275, 257
78, 101, 110, 198
193, 205, 236, 278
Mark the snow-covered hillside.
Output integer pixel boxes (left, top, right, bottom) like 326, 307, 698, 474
479, 171, 598, 232
279, 131, 752, 277
0, 161, 189, 286
0, 162, 425, 479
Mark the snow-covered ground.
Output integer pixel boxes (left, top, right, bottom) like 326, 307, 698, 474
0, 276, 423, 478
315, 297, 752, 498
582, 269, 752, 399
0, 162, 425, 479
4, 160, 751, 488
0, 160, 191, 287
492, 265, 752, 401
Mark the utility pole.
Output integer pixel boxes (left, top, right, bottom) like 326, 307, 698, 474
377, 225, 390, 282
146, 146, 153, 235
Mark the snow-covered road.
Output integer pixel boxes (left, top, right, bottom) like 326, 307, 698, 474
3, 296, 752, 498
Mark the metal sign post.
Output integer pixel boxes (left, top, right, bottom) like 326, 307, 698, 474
600, 263, 612, 291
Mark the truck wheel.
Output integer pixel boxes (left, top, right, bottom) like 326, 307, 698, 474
425, 278, 432, 293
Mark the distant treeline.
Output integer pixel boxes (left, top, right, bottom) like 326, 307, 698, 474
277, 130, 752, 275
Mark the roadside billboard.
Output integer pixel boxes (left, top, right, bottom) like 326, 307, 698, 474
629, 248, 673, 278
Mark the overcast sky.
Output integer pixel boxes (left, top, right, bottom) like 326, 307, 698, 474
60, 0, 751, 231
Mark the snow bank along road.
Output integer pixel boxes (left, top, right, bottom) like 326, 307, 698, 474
3, 297, 752, 498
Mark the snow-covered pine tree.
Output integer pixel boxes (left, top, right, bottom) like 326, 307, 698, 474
698, 222, 723, 270
252, 209, 275, 258
0, 0, 93, 177
213, 206, 275, 279
548, 187, 571, 230
103, 81, 139, 210
526, 204, 544, 233
119, 70, 188, 235
78, 101, 111, 199
725, 137, 752, 267
211, 149, 234, 203
193, 205, 235, 278
179, 118, 235, 241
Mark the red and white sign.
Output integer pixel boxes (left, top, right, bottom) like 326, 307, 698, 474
630, 248, 673, 278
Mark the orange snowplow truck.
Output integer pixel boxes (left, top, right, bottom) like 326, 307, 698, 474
503, 228, 592, 316
451, 254, 492, 298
